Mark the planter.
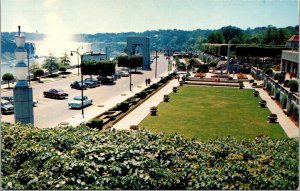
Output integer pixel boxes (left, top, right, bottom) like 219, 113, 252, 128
253, 91, 259, 97
173, 87, 178, 93
259, 100, 267, 108
163, 95, 170, 102
179, 81, 184, 86
150, 106, 158, 116
268, 114, 278, 123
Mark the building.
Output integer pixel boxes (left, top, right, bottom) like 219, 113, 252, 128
281, 50, 299, 78
285, 35, 299, 49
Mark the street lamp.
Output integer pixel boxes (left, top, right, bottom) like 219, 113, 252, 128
76, 46, 83, 75
155, 50, 158, 78
26, 48, 31, 84
70, 50, 93, 118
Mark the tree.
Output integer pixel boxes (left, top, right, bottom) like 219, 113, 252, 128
81, 59, 98, 78
117, 55, 130, 67
2, 73, 14, 88
220, 26, 243, 43
42, 53, 59, 75
209, 61, 218, 71
130, 55, 143, 72
59, 51, 71, 69
97, 60, 116, 76
207, 31, 224, 43
288, 80, 298, 92
33, 69, 44, 82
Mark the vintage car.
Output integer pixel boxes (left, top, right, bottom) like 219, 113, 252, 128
43, 89, 69, 99
70, 81, 88, 90
1, 100, 14, 114
68, 96, 93, 109
2, 96, 38, 106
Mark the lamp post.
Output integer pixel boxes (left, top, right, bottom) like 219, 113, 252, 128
26, 48, 30, 84
70, 50, 93, 118
226, 40, 231, 73
13, 26, 34, 125
76, 46, 83, 76
155, 50, 158, 78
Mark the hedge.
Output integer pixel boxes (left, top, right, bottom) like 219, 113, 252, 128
2, 123, 298, 190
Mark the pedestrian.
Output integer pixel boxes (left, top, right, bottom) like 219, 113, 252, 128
148, 78, 151, 85
145, 78, 148, 86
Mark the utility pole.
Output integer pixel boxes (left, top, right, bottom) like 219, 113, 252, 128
155, 50, 158, 78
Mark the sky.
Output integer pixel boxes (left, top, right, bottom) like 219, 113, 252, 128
1, 0, 299, 34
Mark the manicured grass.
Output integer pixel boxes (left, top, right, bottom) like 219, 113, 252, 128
139, 86, 287, 140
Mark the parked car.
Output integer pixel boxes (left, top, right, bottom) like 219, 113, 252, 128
70, 81, 87, 90
68, 96, 93, 109
84, 78, 101, 87
97, 76, 115, 85
114, 71, 122, 79
1, 100, 14, 114
43, 89, 69, 99
2, 96, 38, 106
120, 70, 130, 77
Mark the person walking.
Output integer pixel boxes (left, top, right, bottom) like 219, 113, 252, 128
145, 78, 148, 86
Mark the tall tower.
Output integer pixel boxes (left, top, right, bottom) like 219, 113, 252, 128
13, 26, 34, 125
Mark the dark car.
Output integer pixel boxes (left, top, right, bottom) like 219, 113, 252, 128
43, 89, 69, 99
97, 76, 115, 85
70, 81, 87, 90
84, 78, 101, 87
1, 100, 14, 114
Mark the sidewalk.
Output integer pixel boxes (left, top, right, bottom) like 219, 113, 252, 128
59, 71, 172, 128
112, 79, 179, 130
255, 88, 299, 138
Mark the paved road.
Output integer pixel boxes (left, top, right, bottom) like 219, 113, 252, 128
1, 54, 169, 128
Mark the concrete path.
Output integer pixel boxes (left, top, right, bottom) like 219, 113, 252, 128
255, 88, 299, 138
113, 79, 179, 130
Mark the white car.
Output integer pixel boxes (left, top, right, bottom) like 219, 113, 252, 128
120, 70, 130, 77
68, 96, 93, 109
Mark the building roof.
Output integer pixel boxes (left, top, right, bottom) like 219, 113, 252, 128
287, 35, 299, 42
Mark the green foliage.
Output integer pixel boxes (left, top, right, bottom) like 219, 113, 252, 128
58, 66, 67, 72
150, 83, 159, 90
2, 73, 14, 88
266, 82, 273, 94
274, 72, 286, 84
196, 64, 209, 73
280, 94, 287, 109
236, 46, 287, 58
59, 51, 71, 69
86, 118, 103, 129
288, 80, 298, 92
207, 31, 224, 43
42, 53, 59, 75
33, 69, 44, 81
264, 68, 273, 75
81, 60, 116, 76
1, 123, 298, 190
209, 61, 218, 68
117, 101, 129, 112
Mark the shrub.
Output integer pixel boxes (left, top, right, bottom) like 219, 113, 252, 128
150, 83, 159, 90
86, 118, 103, 129
264, 68, 273, 75
196, 64, 209, 73
129, 125, 139, 130
275, 89, 280, 100
284, 80, 289, 87
249, 79, 254, 83
58, 66, 67, 72
274, 72, 285, 84
288, 80, 298, 92
117, 101, 129, 112
292, 107, 299, 122
266, 82, 272, 95
287, 104, 294, 116
2, 123, 298, 190
280, 95, 287, 109
137, 91, 147, 99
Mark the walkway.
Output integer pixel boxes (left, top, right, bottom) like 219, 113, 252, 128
113, 79, 179, 130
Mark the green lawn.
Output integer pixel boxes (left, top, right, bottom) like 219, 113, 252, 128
139, 86, 287, 140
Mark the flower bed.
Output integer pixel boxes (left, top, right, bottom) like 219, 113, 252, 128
236, 73, 248, 79
211, 74, 230, 78
194, 72, 206, 78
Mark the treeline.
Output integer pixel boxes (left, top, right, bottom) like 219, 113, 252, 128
206, 25, 298, 45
